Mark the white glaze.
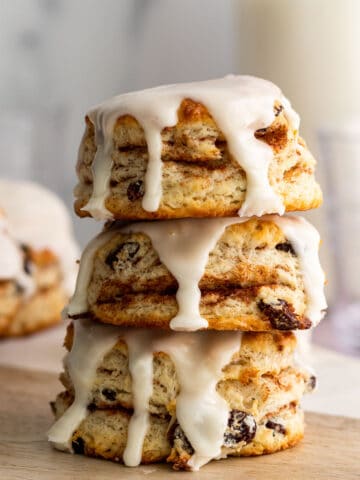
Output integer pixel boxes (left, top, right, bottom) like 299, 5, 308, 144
0, 179, 79, 295
49, 320, 242, 470
47, 319, 120, 451
153, 330, 242, 470
271, 215, 327, 326
68, 215, 326, 330
122, 218, 247, 331
122, 331, 154, 467
81, 75, 299, 219
0, 213, 34, 295
67, 228, 118, 316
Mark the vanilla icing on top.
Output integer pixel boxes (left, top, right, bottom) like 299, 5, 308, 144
67, 215, 326, 331
81, 75, 299, 219
123, 218, 247, 330
0, 212, 34, 295
0, 179, 79, 295
48, 320, 242, 471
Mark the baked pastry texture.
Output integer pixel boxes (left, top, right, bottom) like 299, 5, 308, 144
70, 216, 325, 331
53, 394, 304, 469
74, 98, 322, 220
51, 326, 313, 470
0, 179, 79, 336
0, 245, 67, 336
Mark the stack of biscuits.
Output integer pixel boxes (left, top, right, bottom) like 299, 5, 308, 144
49, 76, 326, 471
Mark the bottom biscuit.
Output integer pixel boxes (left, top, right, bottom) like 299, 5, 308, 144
52, 393, 303, 469
49, 321, 312, 471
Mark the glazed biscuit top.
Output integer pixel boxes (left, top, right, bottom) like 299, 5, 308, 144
80, 75, 300, 220
0, 179, 79, 295
67, 215, 327, 331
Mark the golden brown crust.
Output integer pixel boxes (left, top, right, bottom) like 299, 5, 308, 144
2, 285, 66, 336
61, 327, 311, 419
79, 218, 316, 331
168, 404, 304, 470
52, 393, 305, 469
74, 99, 322, 220
52, 326, 309, 469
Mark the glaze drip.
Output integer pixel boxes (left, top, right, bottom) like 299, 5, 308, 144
122, 218, 247, 331
67, 215, 325, 330
271, 215, 327, 326
48, 319, 120, 450
48, 321, 242, 470
81, 75, 299, 219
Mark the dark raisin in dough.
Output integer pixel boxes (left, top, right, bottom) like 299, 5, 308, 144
72, 436, 85, 454
258, 299, 309, 330
265, 420, 287, 435
306, 375, 317, 392
101, 388, 117, 401
275, 241, 296, 256
105, 242, 140, 270
127, 180, 144, 201
223, 410, 257, 447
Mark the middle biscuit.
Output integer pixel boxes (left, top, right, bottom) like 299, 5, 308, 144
68, 215, 326, 331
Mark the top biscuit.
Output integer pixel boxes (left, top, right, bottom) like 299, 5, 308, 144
74, 76, 322, 221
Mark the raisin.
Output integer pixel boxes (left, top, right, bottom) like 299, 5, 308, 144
172, 425, 194, 455
87, 402, 96, 412
275, 242, 296, 256
255, 127, 267, 135
306, 375, 317, 392
20, 244, 32, 274
101, 388, 117, 401
274, 104, 284, 116
127, 180, 144, 201
72, 437, 85, 454
265, 420, 286, 435
105, 242, 140, 270
258, 299, 305, 330
223, 410, 257, 447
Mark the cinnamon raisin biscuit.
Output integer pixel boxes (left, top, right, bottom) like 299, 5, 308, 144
51, 325, 310, 469
69, 216, 325, 330
60, 325, 313, 418
75, 95, 322, 220
52, 388, 305, 468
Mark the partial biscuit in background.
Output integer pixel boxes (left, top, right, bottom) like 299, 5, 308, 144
0, 179, 79, 336
0, 245, 66, 336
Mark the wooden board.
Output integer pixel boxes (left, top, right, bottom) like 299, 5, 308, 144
0, 365, 359, 480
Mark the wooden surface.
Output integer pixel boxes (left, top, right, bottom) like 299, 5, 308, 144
0, 365, 359, 480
